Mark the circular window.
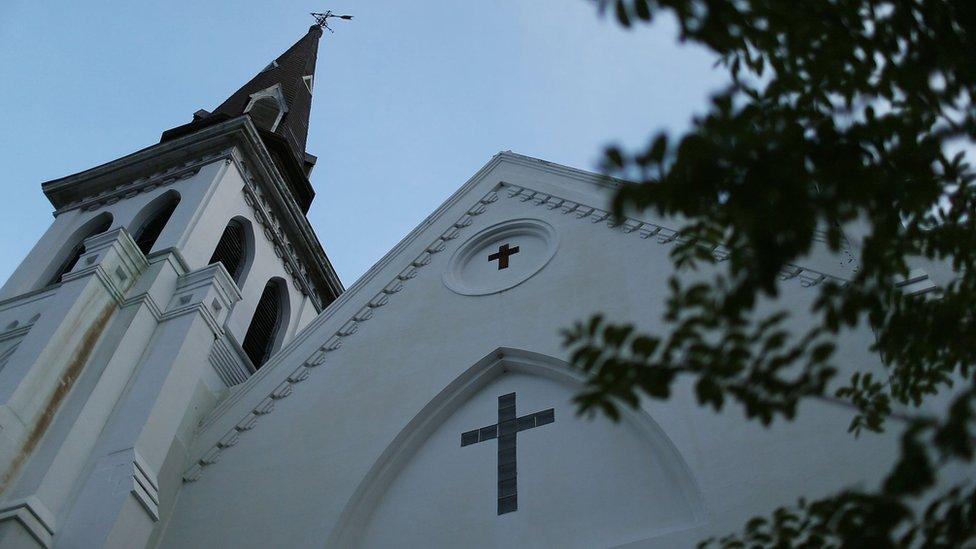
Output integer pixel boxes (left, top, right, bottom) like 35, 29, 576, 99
443, 218, 559, 296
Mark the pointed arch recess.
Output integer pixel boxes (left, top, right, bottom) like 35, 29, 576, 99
326, 347, 707, 547
209, 217, 255, 288
42, 211, 114, 288
130, 189, 181, 256
242, 277, 290, 369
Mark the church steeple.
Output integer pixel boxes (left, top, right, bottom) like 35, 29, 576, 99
209, 25, 324, 165
161, 24, 329, 212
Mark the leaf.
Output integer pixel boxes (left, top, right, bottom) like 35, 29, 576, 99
649, 134, 668, 163
634, 0, 651, 21
615, 0, 630, 27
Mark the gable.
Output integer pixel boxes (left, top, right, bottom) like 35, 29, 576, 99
159, 152, 876, 548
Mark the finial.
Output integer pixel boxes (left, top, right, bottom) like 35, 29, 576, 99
311, 10, 353, 33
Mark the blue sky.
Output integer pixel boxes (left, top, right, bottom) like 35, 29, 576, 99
0, 1, 725, 286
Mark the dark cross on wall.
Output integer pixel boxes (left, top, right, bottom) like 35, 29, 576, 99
461, 393, 555, 514
488, 243, 520, 270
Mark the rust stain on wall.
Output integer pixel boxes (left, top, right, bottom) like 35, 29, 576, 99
0, 302, 116, 493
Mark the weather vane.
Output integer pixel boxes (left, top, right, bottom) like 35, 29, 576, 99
311, 10, 353, 33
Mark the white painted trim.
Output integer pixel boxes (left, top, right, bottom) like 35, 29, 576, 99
442, 218, 559, 296
325, 347, 707, 547
39, 117, 344, 306
243, 84, 288, 132
0, 496, 56, 547
131, 449, 160, 522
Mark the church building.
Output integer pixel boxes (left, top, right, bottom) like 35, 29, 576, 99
0, 21, 907, 548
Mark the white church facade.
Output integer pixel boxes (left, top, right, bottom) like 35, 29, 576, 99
0, 23, 908, 548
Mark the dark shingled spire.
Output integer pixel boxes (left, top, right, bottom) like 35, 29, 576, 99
161, 25, 326, 212
210, 25, 323, 164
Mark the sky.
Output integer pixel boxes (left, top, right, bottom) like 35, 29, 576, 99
0, 1, 726, 287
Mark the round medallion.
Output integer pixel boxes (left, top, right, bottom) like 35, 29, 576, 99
443, 218, 559, 296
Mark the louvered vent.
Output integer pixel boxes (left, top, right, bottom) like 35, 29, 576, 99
209, 221, 247, 284
242, 282, 282, 368
248, 97, 282, 131
134, 200, 178, 255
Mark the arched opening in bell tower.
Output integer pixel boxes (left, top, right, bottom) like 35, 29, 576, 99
208, 218, 254, 288
131, 191, 181, 256
43, 212, 114, 288
242, 277, 290, 368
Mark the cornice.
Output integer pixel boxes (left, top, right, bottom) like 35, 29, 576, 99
231, 151, 334, 308
0, 286, 59, 315
493, 150, 628, 191
42, 119, 250, 207
502, 183, 849, 288
55, 164, 203, 217
41, 117, 342, 311
220, 119, 343, 308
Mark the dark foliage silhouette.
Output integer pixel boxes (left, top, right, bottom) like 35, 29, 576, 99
564, 1, 976, 545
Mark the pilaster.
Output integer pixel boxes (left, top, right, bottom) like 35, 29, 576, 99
0, 229, 146, 547
56, 262, 240, 548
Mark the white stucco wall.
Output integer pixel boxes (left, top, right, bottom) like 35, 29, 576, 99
156, 154, 916, 548
2, 153, 321, 372
0, 116, 345, 547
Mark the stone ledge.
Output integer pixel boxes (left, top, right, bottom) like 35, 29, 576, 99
0, 496, 56, 548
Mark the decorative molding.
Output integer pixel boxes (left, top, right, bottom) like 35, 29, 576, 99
244, 83, 289, 132
41, 116, 343, 314
238, 171, 322, 308
0, 318, 37, 344
0, 317, 37, 374
57, 162, 204, 216
504, 183, 850, 290
181, 188, 501, 483
494, 151, 627, 191
442, 218, 559, 296
0, 496, 56, 548
0, 286, 59, 315
895, 268, 940, 297
119, 292, 165, 320
210, 333, 255, 387
159, 263, 242, 336
131, 451, 160, 522
61, 228, 149, 304
118, 248, 193, 321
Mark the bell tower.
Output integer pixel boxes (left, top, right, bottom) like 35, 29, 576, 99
0, 24, 342, 548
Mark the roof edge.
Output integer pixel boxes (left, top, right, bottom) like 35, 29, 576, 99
42, 117, 343, 306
